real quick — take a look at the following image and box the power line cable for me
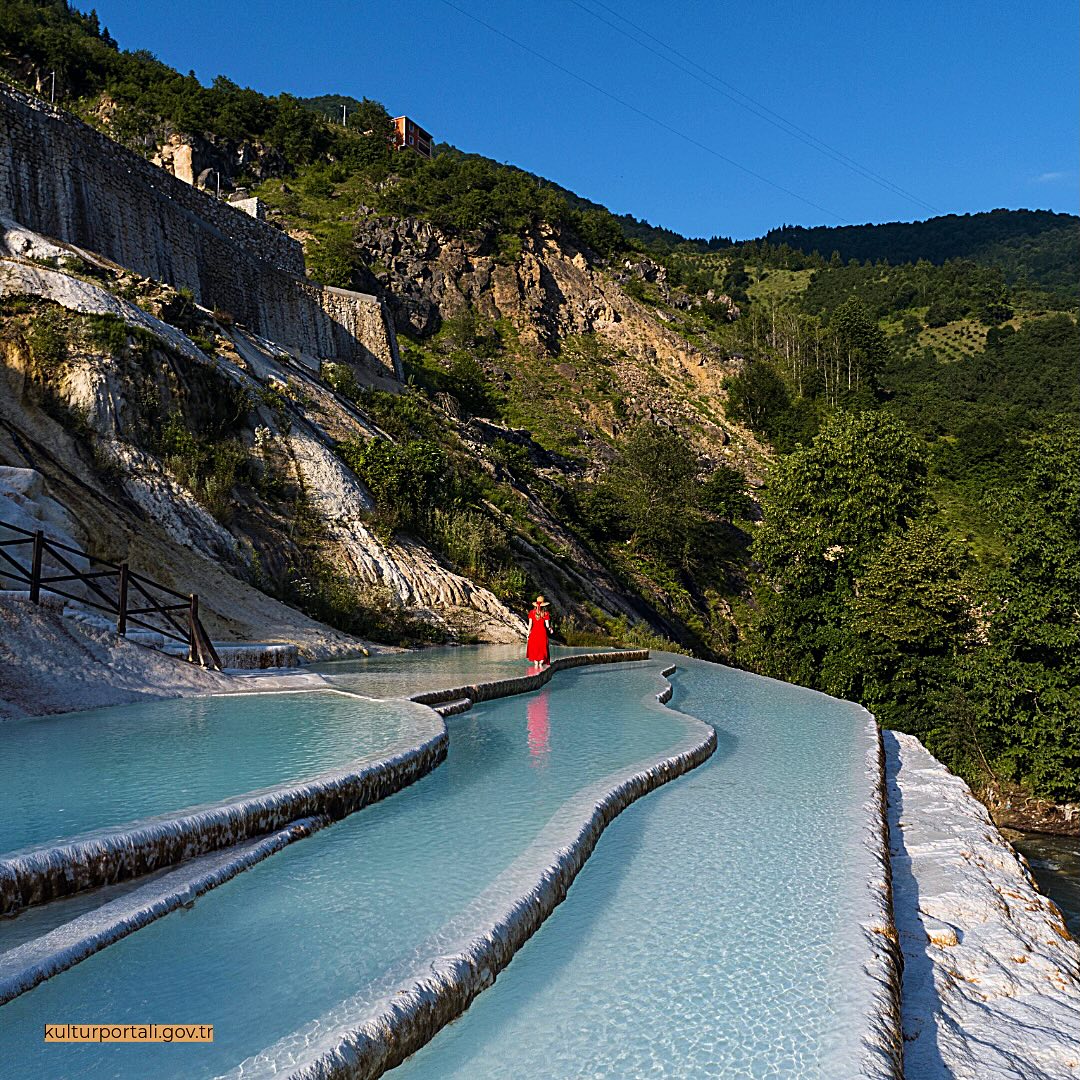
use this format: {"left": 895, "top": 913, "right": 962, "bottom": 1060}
{"left": 571, "top": 0, "right": 939, "bottom": 215}
{"left": 435, "top": 0, "right": 849, "bottom": 224}
{"left": 577, "top": 0, "right": 938, "bottom": 212}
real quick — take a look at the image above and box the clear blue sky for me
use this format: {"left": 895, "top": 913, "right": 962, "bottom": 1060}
{"left": 76, "top": 0, "right": 1079, "bottom": 239}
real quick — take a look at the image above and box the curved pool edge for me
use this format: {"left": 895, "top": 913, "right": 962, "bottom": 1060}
{"left": 407, "top": 649, "right": 650, "bottom": 711}
{"left": 0, "top": 651, "right": 647, "bottom": 917}
{"left": 859, "top": 716, "right": 905, "bottom": 1080}
{"left": 0, "top": 816, "right": 328, "bottom": 1006}
{"left": 259, "top": 664, "right": 716, "bottom": 1080}
{"left": 0, "top": 717, "right": 448, "bottom": 918}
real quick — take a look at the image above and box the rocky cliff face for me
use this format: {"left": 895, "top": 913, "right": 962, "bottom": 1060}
{"left": 351, "top": 215, "right": 765, "bottom": 478}
{"left": 358, "top": 216, "right": 694, "bottom": 355}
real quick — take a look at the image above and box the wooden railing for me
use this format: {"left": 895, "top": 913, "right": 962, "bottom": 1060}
{"left": 0, "top": 519, "right": 221, "bottom": 669}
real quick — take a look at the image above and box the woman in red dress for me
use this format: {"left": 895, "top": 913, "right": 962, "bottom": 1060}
{"left": 526, "top": 595, "right": 552, "bottom": 667}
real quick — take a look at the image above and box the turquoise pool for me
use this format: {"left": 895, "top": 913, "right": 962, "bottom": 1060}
{"left": 0, "top": 690, "right": 430, "bottom": 855}
{"left": 392, "top": 657, "right": 884, "bottom": 1079}
{"left": 313, "top": 643, "right": 603, "bottom": 698}
{"left": 0, "top": 657, "right": 694, "bottom": 1078}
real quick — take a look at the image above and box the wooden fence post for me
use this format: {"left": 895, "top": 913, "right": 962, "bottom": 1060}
{"left": 188, "top": 594, "right": 198, "bottom": 663}
{"left": 117, "top": 562, "right": 129, "bottom": 636}
{"left": 29, "top": 530, "right": 44, "bottom": 603}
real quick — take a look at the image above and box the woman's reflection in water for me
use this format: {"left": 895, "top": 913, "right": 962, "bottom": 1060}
{"left": 527, "top": 690, "right": 550, "bottom": 766}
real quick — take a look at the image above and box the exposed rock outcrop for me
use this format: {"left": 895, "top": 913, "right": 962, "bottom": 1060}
{"left": 351, "top": 214, "right": 767, "bottom": 483}
{"left": 0, "top": 224, "right": 525, "bottom": 645}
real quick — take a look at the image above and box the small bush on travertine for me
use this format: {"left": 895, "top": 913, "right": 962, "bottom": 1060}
{"left": 287, "top": 557, "right": 442, "bottom": 645}
{"left": 155, "top": 413, "right": 248, "bottom": 523}
{"left": 322, "top": 361, "right": 361, "bottom": 401}
{"left": 26, "top": 308, "right": 68, "bottom": 365}
{"left": 84, "top": 313, "right": 129, "bottom": 353}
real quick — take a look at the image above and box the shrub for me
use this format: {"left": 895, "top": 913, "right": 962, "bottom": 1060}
{"left": 155, "top": 413, "right": 248, "bottom": 523}
{"left": 26, "top": 307, "right": 68, "bottom": 365}
{"left": 84, "top": 313, "right": 129, "bottom": 353}
{"left": 487, "top": 437, "right": 532, "bottom": 478}
{"left": 698, "top": 465, "right": 751, "bottom": 521}
{"left": 286, "top": 558, "right": 442, "bottom": 645}
{"left": 576, "top": 482, "right": 632, "bottom": 541}
{"left": 357, "top": 387, "right": 439, "bottom": 442}
{"left": 322, "top": 361, "right": 361, "bottom": 401}
{"left": 306, "top": 229, "right": 360, "bottom": 289}
{"left": 338, "top": 436, "right": 448, "bottom": 535}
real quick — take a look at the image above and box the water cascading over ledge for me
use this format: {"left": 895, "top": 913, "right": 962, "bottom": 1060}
{"left": 305, "top": 665, "right": 902, "bottom": 1080}
{"left": 225, "top": 660, "right": 717, "bottom": 1080}
{"left": 0, "top": 651, "right": 649, "bottom": 916}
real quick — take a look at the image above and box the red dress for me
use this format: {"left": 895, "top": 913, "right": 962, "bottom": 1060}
{"left": 526, "top": 608, "right": 551, "bottom": 665}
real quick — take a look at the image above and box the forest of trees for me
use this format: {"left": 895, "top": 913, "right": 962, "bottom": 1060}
{"left": 762, "top": 210, "right": 1078, "bottom": 302}
{"left": 742, "top": 411, "right": 1078, "bottom": 801}
{"left": 704, "top": 233, "right": 1078, "bottom": 802}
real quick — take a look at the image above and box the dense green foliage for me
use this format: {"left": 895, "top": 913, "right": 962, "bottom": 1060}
{"left": 743, "top": 412, "right": 930, "bottom": 686}
{"left": 707, "top": 244, "right": 1078, "bottom": 799}
{"left": 800, "top": 259, "right": 1015, "bottom": 325}
{"left": 1, "top": 0, "right": 335, "bottom": 161}
{"left": 334, "top": 386, "right": 528, "bottom": 603}
{"left": 762, "top": 210, "right": 1079, "bottom": 303}
{"left": 960, "top": 425, "right": 1080, "bottom": 799}
{"left": 742, "top": 413, "right": 1079, "bottom": 800}
{"left": 663, "top": 217, "right": 1077, "bottom": 802}
{"left": 578, "top": 422, "right": 747, "bottom": 564}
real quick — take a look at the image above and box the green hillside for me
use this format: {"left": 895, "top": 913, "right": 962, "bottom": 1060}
{"left": 649, "top": 234, "right": 1078, "bottom": 802}
{"left": 2, "top": 0, "right": 1076, "bottom": 807}
{"left": 759, "top": 210, "right": 1079, "bottom": 304}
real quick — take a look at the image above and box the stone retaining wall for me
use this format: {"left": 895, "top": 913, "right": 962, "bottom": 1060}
{"left": 0, "top": 84, "right": 400, "bottom": 376}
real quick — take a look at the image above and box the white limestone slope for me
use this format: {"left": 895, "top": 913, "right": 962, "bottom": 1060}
{"left": 884, "top": 730, "right": 1080, "bottom": 1080}
{"left": 0, "top": 219, "right": 525, "bottom": 642}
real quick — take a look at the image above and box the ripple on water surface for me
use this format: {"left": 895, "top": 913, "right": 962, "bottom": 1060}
{"left": 0, "top": 690, "right": 429, "bottom": 854}
{"left": 394, "top": 657, "right": 882, "bottom": 1079}
{"left": 0, "top": 658, "right": 692, "bottom": 1079}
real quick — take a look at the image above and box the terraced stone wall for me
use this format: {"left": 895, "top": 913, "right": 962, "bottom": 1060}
{"left": 0, "top": 84, "right": 400, "bottom": 377}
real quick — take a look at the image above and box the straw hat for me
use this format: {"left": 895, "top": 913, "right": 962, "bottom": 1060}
{"left": 534, "top": 595, "right": 549, "bottom": 607}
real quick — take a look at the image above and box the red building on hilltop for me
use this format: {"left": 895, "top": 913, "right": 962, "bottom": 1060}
{"left": 392, "top": 116, "right": 433, "bottom": 158}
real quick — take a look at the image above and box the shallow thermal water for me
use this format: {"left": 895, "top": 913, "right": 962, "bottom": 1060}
{"left": 0, "top": 657, "right": 693, "bottom": 1079}
{"left": 1005, "top": 830, "right": 1080, "bottom": 940}
{"left": 313, "top": 643, "right": 602, "bottom": 698}
{"left": 393, "top": 657, "right": 880, "bottom": 1080}
{"left": 0, "top": 690, "right": 429, "bottom": 855}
